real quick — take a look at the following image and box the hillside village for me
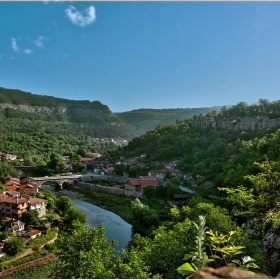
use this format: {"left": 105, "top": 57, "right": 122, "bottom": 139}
{"left": 0, "top": 147, "right": 195, "bottom": 259}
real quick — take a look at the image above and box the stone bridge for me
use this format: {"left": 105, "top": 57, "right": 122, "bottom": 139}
{"left": 29, "top": 175, "right": 82, "bottom": 190}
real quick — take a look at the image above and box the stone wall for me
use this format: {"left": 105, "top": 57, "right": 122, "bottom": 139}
{"left": 78, "top": 182, "right": 143, "bottom": 198}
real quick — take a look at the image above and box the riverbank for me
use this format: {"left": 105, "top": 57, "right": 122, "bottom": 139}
{"left": 58, "top": 186, "right": 135, "bottom": 225}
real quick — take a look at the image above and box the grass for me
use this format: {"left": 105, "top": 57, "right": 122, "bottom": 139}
{"left": 0, "top": 249, "right": 50, "bottom": 271}
{"left": 65, "top": 186, "right": 135, "bottom": 223}
{"left": 26, "top": 227, "right": 57, "bottom": 249}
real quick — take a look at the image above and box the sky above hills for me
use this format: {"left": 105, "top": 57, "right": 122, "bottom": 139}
{"left": 1, "top": 1, "right": 280, "bottom": 112}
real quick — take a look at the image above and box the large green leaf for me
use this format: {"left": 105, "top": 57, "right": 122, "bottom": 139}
{"left": 177, "top": 263, "right": 197, "bottom": 276}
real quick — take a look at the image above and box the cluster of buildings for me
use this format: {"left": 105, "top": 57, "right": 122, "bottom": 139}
{"left": 0, "top": 177, "right": 47, "bottom": 254}
{"left": 0, "top": 151, "right": 18, "bottom": 162}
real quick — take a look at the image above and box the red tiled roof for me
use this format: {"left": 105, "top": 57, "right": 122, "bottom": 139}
{"left": 29, "top": 197, "right": 47, "bottom": 204}
{"left": 25, "top": 229, "right": 41, "bottom": 237}
{"left": 129, "top": 180, "right": 141, "bottom": 186}
{"left": 4, "top": 186, "right": 19, "bottom": 192}
{"left": 172, "top": 169, "right": 183, "bottom": 173}
{"left": 0, "top": 194, "right": 9, "bottom": 199}
{"left": 140, "top": 180, "right": 159, "bottom": 187}
{"left": 0, "top": 196, "right": 28, "bottom": 204}
{"left": 129, "top": 180, "right": 159, "bottom": 187}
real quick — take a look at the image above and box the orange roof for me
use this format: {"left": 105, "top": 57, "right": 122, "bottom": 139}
{"left": 172, "top": 169, "right": 183, "bottom": 173}
{"left": 0, "top": 196, "right": 28, "bottom": 204}
{"left": 140, "top": 180, "right": 159, "bottom": 187}
{"left": 29, "top": 197, "right": 47, "bottom": 204}
{"left": 25, "top": 229, "right": 41, "bottom": 237}
{"left": 129, "top": 180, "right": 141, "bottom": 186}
{"left": 21, "top": 183, "right": 36, "bottom": 189}
{"left": 129, "top": 180, "right": 159, "bottom": 187}
{"left": 4, "top": 186, "right": 19, "bottom": 192}
{"left": 0, "top": 194, "right": 9, "bottom": 199}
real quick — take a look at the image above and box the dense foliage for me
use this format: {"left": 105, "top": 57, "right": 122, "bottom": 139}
{"left": 3, "top": 90, "right": 280, "bottom": 278}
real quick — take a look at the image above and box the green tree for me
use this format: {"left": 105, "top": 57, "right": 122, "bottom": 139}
{"left": 21, "top": 209, "right": 40, "bottom": 226}
{"left": 56, "top": 196, "right": 73, "bottom": 215}
{"left": 52, "top": 225, "right": 120, "bottom": 278}
{"left": 143, "top": 185, "right": 156, "bottom": 198}
{"left": 4, "top": 237, "right": 24, "bottom": 256}
{"left": 64, "top": 208, "right": 87, "bottom": 229}
{"left": 218, "top": 186, "right": 256, "bottom": 219}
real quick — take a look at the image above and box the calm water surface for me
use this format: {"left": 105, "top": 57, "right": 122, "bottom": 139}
{"left": 42, "top": 185, "right": 132, "bottom": 252}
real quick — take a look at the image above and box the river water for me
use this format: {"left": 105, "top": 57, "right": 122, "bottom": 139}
{"left": 42, "top": 185, "right": 132, "bottom": 253}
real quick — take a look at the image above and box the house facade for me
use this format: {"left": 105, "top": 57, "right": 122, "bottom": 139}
{"left": 28, "top": 198, "right": 47, "bottom": 217}
{"left": 6, "top": 219, "right": 25, "bottom": 234}
{"left": 0, "top": 196, "right": 29, "bottom": 218}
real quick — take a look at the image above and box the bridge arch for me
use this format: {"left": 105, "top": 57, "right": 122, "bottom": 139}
{"left": 28, "top": 175, "right": 82, "bottom": 191}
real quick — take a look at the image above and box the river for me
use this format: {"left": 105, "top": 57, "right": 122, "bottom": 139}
{"left": 42, "top": 185, "right": 132, "bottom": 253}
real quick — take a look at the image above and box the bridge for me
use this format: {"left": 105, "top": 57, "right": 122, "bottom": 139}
{"left": 29, "top": 175, "right": 82, "bottom": 190}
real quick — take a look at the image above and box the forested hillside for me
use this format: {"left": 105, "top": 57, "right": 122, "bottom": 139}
{"left": 0, "top": 87, "right": 224, "bottom": 139}
{"left": 0, "top": 87, "right": 142, "bottom": 142}
{"left": 123, "top": 99, "right": 280, "bottom": 190}
{"left": 116, "top": 107, "right": 224, "bottom": 131}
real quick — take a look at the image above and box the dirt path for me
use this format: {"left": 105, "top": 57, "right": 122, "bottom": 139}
{"left": 3, "top": 227, "right": 59, "bottom": 263}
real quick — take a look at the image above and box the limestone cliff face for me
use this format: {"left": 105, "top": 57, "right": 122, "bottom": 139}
{"left": 0, "top": 104, "right": 112, "bottom": 115}
{"left": 263, "top": 229, "right": 280, "bottom": 276}
{"left": 0, "top": 104, "right": 67, "bottom": 113}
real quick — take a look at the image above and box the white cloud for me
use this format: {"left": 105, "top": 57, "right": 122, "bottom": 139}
{"left": 11, "top": 38, "right": 19, "bottom": 52}
{"left": 65, "top": 5, "right": 96, "bottom": 27}
{"left": 34, "top": 36, "right": 45, "bottom": 47}
{"left": 24, "top": 49, "right": 33, "bottom": 54}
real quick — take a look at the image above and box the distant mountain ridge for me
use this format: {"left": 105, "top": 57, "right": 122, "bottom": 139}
{"left": 0, "top": 86, "right": 224, "bottom": 138}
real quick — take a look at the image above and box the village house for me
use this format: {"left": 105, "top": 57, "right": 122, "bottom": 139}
{"left": 5, "top": 154, "right": 17, "bottom": 161}
{"left": 28, "top": 197, "right": 47, "bottom": 217}
{"left": 21, "top": 182, "right": 39, "bottom": 195}
{"left": 149, "top": 169, "right": 169, "bottom": 180}
{"left": 3, "top": 178, "right": 21, "bottom": 191}
{"left": 126, "top": 177, "right": 159, "bottom": 193}
{"left": 0, "top": 196, "right": 29, "bottom": 218}
{"left": 61, "top": 156, "right": 72, "bottom": 171}
{"left": 25, "top": 229, "right": 42, "bottom": 240}
{"left": 61, "top": 156, "right": 70, "bottom": 163}
{"left": 0, "top": 191, "right": 20, "bottom": 200}
{"left": 170, "top": 169, "right": 184, "bottom": 178}
{"left": 0, "top": 195, "right": 47, "bottom": 219}
{"left": 5, "top": 219, "right": 25, "bottom": 234}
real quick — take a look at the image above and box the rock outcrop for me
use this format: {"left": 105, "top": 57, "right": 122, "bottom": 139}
{"left": 189, "top": 266, "right": 271, "bottom": 279}
{"left": 263, "top": 229, "right": 280, "bottom": 277}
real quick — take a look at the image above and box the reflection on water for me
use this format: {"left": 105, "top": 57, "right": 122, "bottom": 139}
{"left": 42, "top": 185, "right": 132, "bottom": 252}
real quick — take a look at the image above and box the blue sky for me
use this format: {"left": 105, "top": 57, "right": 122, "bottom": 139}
{"left": 1, "top": 1, "right": 280, "bottom": 112}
